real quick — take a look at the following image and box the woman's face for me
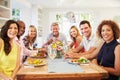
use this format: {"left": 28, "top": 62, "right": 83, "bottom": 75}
{"left": 70, "top": 28, "right": 78, "bottom": 38}
{"left": 28, "top": 27, "right": 37, "bottom": 38}
{"left": 101, "top": 25, "right": 114, "bottom": 43}
{"left": 7, "top": 23, "right": 18, "bottom": 39}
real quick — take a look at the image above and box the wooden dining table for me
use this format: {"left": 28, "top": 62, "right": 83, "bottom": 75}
{"left": 16, "top": 57, "right": 108, "bottom": 80}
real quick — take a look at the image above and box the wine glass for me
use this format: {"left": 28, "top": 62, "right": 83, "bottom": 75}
{"left": 47, "top": 45, "right": 57, "bottom": 60}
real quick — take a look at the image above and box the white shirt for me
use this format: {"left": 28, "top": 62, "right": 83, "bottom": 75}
{"left": 80, "top": 33, "right": 98, "bottom": 51}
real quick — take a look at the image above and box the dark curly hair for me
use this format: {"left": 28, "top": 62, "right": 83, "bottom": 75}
{"left": 0, "top": 20, "right": 20, "bottom": 55}
{"left": 97, "top": 20, "right": 120, "bottom": 39}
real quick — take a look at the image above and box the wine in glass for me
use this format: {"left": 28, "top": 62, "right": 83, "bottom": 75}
{"left": 47, "top": 46, "right": 56, "bottom": 60}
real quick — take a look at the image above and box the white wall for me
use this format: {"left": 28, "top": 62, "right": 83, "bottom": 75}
{"left": 42, "top": 7, "right": 120, "bottom": 38}
{"left": 11, "top": 0, "right": 32, "bottom": 37}
{"left": 11, "top": 0, "right": 120, "bottom": 44}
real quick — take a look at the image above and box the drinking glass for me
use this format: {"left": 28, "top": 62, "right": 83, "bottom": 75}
{"left": 47, "top": 45, "right": 57, "bottom": 60}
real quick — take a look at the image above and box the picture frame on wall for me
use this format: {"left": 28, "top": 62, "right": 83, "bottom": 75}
{"left": 12, "top": 8, "right": 20, "bottom": 21}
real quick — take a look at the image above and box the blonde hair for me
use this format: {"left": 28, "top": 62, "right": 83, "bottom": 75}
{"left": 69, "top": 26, "right": 80, "bottom": 41}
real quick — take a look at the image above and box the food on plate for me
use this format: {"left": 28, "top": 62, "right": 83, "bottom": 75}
{"left": 27, "top": 58, "right": 44, "bottom": 66}
{"left": 37, "top": 51, "right": 46, "bottom": 58}
{"left": 30, "top": 51, "right": 47, "bottom": 58}
{"left": 78, "top": 57, "right": 89, "bottom": 64}
{"left": 70, "top": 59, "right": 78, "bottom": 63}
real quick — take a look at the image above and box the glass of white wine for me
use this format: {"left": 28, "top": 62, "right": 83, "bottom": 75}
{"left": 47, "top": 45, "right": 57, "bottom": 60}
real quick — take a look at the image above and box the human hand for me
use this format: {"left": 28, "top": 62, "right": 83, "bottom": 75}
{"left": 8, "top": 77, "right": 13, "bottom": 80}
{"left": 64, "top": 53, "right": 80, "bottom": 59}
{"left": 1, "top": 77, "right": 12, "bottom": 80}
{"left": 64, "top": 53, "right": 71, "bottom": 59}
{"left": 47, "top": 39, "right": 53, "bottom": 44}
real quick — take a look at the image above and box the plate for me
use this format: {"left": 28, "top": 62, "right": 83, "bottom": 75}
{"left": 24, "top": 59, "right": 46, "bottom": 67}
{"left": 67, "top": 59, "right": 90, "bottom": 65}
{"left": 67, "top": 59, "right": 79, "bottom": 64}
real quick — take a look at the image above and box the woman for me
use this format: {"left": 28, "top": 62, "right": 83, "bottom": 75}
{"left": 23, "top": 25, "right": 37, "bottom": 50}
{"left": 69, "top": 26, "right": 82, "bottom": 49}
{"left": 96, "top": 20, "right": 120, "bottom": 80}
{"left": 0, "top": 20, "right": 20, "bottom": 80}
{"left": 83, "top": 20, "right": 120, "bottom": 80}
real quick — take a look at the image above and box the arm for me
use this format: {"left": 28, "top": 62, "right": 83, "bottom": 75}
{"left": 103, "top": 45, "right": 120, "bottom": 76}
{"left": 0, "top": 73, "right": 10, "bottom": 80}
{"left": 64, "top": 45, "right": 83, "bottom": 59}
{"left": 67, "top": 40, "right": 104, "bottom": 59}
{"left": 69, "top": 42, "right": 74, "bottom": 49}
{"left": 81, "top": 40, "right": 104, "bottom": 59}
{"left": 76, "top": 36, "right": 82, "bottom": 45}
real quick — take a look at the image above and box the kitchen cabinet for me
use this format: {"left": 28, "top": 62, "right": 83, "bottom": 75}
{"left": 0, "top": 0, "right": 11, "bottom": 28}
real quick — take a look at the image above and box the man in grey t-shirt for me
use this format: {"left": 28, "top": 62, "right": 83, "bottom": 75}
{"left": 42, "top": 22, "right": 67, "bottom": 47}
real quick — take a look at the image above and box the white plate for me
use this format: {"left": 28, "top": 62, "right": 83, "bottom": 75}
{"left": 67, "top": 60, "right": 78, "bottom": 64}
{"left": 67, "top": 59, "right": 90, "bottom": 65}
{"left": 79, "top": 60, "right": 90, "bottom": 65}
{"left": 24, "top": 61, "right": 46, "bottom": 67}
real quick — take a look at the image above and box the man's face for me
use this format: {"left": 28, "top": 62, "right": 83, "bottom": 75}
{"left": 18, "top": 22, "right": 25, "bottom": 36}
{"left": 80, "top": 23, "right": 91, "bottom": 39}
{"left": 51, "top": 25, "right": 59, "bottom": 36}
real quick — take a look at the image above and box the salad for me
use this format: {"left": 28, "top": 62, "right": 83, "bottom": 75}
{"left": 78, "top": 57, "right": 89, "bottom": 64}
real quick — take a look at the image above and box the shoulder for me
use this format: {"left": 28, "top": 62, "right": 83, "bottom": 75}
{"left": 115, "top": 44, "right": 120, "bottom": 51}
{"left": 114, "top": 44, "right": 120, "bottom": 54}
{"left": 76, "top": 36, "right": 82, "bottom": 40}
{"left": 59, "top": 33, "right": 66, "bottom": 38}
{"left": 76, "top": 36, "right": 82, "bottom": 42}
{"left": 0, "top": 38, "right": 3, "bottom": 46}
{"left": 47, "top": 33, "right": 53, "bottom": 39}
{"left": 0, "top": 38, "right": 3, "bottom": 50}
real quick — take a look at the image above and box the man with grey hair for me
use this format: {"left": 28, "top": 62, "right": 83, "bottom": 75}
{"left": 43, "top": 22, "right": 67, "bottom": 47}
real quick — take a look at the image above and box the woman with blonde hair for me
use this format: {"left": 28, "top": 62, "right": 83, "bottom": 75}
{"left": 23, "top": 25, "right": 37, "bottom": 50}
{"left": 69, "top": 26, "right": 82, "bottom": 49}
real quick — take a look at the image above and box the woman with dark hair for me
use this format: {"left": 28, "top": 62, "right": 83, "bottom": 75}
{"left": 96, "top": 20, "right": 120, "bottom": 80}
{"left": 0, "top": 20, "right": 20, "bottom": 80}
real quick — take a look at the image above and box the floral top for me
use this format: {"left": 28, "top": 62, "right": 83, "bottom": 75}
{"left": 23, "top": 36, "right": 37, "bottom": 50}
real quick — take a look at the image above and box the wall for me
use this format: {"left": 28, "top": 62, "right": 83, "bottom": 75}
{"left": 42, "top": 7, "right": 120, "bottom": 39}
{"left": 11, "top": 0, "right": 120, "bottom": 44}
{"left": 11, "top": 0, "right": 32, "bottom": 37}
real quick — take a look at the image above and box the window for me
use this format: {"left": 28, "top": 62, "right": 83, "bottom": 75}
{"left": 50, "top": 11, "right": 94, "bottom": 41}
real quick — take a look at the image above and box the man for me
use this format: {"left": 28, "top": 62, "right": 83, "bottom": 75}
{"left": 65, "top": 20, "right": 102, "bottom": 58}
{"left": 15, "top": 20, "right": 38, "bottom": 64}
{"left": 43, "top": 22, "right": 67, "bottom": 47}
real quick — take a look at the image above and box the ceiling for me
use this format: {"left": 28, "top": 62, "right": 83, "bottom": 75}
{"left": 25, "top": 0, "right": 120, "bottom": 9}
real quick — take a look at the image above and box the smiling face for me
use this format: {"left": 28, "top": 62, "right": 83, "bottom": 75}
{"left": 70, "top": 28, "right": 78, "bottom": 38}
{"left": 80, "top": 23, "right": 92, "bottom": 39}
{"left": 51, "top": 25, "right": 59, "bottom": 37}
{"left": 7, "top": 23, "right": 18, "bottom": 40}
{"left": 28, "top": 27, "right": 37, "bottom": 38}
{"left": 17, "top": 21, "right": 25, "bottom": 36}
{"left": 101, "top": 25, "right": 114, "bottom": 43}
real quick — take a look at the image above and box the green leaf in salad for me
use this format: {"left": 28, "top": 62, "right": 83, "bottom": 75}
{"left": 78, "top": 57, "right": 88, "bottom": 64}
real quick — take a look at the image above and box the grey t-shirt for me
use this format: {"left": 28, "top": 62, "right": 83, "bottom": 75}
{"left": 46, "top": 32, "right": 67, "bottom": 45}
